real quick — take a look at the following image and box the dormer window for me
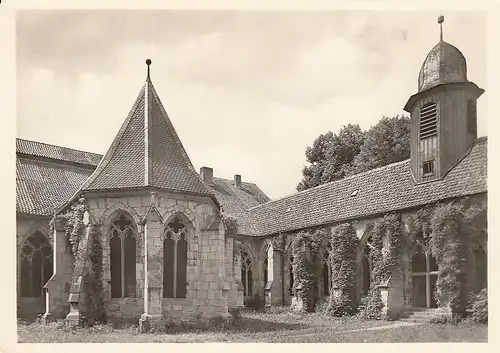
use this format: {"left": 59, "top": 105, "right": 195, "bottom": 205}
{"left": 422, "top": 160, "right": 435, "bottom": 176}
{"left": 420, "top": 103, "right": 437, "bottom": 139}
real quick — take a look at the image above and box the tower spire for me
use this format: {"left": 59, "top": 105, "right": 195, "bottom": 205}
{"left": 146, "top": 58, "right": 152, "bottom": 80}
{"left": 438, "top": 15, "right": 444, "bottom": 41}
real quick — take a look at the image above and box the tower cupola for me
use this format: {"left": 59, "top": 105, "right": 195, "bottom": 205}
{"left": 404, "top": 16, "right": 484, "bottom": 183}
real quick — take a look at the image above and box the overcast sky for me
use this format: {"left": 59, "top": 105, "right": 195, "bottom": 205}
{"left": 16, "top": 10, "right": 487, "bottom": 199}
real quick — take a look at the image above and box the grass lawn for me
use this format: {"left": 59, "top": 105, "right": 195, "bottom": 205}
{"left": 18, "top": 308, "right": 487, "bottom": 343}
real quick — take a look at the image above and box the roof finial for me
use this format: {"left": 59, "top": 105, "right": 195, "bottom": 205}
{"left": 146, "top": 59, "right": 152, "bottom": 80}
{"left": 438, "top": 15, "right": 444, "bottom": 41}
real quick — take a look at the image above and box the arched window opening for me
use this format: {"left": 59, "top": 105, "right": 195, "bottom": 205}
{"left": 264, "top": 252, "right": 268, "bottom": 284}
{"left": 110, "top": 213, "right": 137, "bottom": 298}
{"left": 163, "top": 217, "right": 188, "bottom": 299}
{"left": 20, "top": 231, "right": 53, "bottom": 297}
{"left": 475, "top": 246, "right": 487, "bottom": 292}
{"left": 361, "top": 236, "right": 373, "bottom": 296}
{"left": 289, "top": 255, "right": 294, "bottom": 295}
{"left": 411, "top": 242, "right": 438, "bottom": 308}
{"left": 241, "top": 247, "right": 252, "bottom": 297}
{"left": 322, "top": 251, "right": 331, "bottom": 296}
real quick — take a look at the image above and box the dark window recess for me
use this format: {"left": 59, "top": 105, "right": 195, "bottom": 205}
{"left": 467, "top": 99, "right": 477, "bottom": 136}
{"left": 420, "top": 103, "right": 437, "bottom": 139}
{"left": 422, "top": 160, "right": 435, "bottom": 175}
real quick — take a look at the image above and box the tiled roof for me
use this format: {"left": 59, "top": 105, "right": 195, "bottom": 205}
{"left": 205, "top": 177, "right": 271, "bottom": 233}
{"left": 16, "top": 157, "right": 94, "bottom": 216}
{"left": 80, "top": 78, "right": 211, "bottom": 196}
{"left": 16, "top": 138, "right": 102, "bottom": 167}
{"left": 240, "top": 137, "right": 487, "bottom": 237}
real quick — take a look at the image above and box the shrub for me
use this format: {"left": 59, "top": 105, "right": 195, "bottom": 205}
{"left": 467, "top": 289, "right": 488, "bottom": 324}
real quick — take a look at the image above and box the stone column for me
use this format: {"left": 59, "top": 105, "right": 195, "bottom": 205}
{"left": 42, "top": 217, "right": 74, "bottom": 324}
{"left": 270, "top": 250, "right": 284, "bottom": 305}
{"left": 265, "top": 245, "right": 274, "bottom": 307}
{"left": 139, "top": 208, "right": 164, "bottom": 332}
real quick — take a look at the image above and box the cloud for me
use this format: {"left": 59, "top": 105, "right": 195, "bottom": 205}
{"left": 17, "top": 10, "right": 487, "bottom": 199}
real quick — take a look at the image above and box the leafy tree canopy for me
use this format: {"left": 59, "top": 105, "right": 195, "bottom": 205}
{"left": 297, "top": 115, "right": 410, "bottom": 191}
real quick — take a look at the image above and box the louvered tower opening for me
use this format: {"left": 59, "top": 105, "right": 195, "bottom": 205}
{"left": 420, "top": 103, "right": 437, "bottom": 139}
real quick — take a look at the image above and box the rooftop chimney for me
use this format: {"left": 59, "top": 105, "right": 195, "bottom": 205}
{"left": 200, "top": 166, "right": 213, "bottom": 184}
{"left": 234, "top": 174, "right": 241, "bottom": 187}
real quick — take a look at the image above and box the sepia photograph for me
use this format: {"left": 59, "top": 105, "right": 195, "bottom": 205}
{"left": 11, "top": 5, "right": 489, "bottom": 344}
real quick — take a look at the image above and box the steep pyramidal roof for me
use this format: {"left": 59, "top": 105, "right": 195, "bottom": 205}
{"left": 80, "top": 62, "right": 211, "bottom": 196}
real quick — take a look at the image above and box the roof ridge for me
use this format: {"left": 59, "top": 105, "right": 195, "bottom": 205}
{"left": 16, "top": 138, "right": 103, "bottom": 159}
{"left": 248, "top": 159, "right": 410, "bottom": 211}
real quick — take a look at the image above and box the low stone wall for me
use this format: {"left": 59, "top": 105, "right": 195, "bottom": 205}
{"left": 105, "top": 298, "right": 143, "bottom": 321}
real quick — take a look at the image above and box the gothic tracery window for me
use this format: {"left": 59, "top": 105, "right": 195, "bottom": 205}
{"left": 110, "top": 213, "right": 137, "bottom": 298}
{"left": 241, "top": 247, "right": 253, "bottom": 297}
{"left": 163, "top": 217, "right": 188, "bottom": 299}
{"left": 20, "top": 231, "right": 53, "bottom": 297}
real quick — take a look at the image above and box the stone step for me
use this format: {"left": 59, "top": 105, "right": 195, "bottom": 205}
{"left": 400, "top": 317, "right": 433, "bottom": 323}
{"left": 410, "top": 311, "right": 444, "bottom": 317}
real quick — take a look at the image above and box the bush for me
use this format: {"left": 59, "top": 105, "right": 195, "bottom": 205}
{"left": 467, "top": 289, "right": 488, "bottom": 324}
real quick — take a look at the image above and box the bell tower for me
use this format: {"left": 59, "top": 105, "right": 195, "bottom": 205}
{"left": 404, "top": 16, "right": 484, "bottom": 183}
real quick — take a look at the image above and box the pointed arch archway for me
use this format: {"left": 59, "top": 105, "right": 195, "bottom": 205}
{"left": 107, "top": 210, "right": 138, "bottom": 298}
{"left": 411, "top": 241, "right": 438, "bottom": 308}
{"left": 240, "top": 244, "right": 254, "bottom": 299}
{"left": 162, "top": 213, "right": 191, "bottom": 299}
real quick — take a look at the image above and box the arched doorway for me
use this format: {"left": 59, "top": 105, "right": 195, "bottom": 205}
{"left": 411, "top": 242, "right": 438, "bottom": 308}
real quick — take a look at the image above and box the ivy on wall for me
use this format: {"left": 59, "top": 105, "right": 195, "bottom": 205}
{"left": 327, "top": 223, "right": 358, "bottom": 316}
{"left": 50, "top": 196, "right": 87, "bottom": 259}
{"left": 364, "top": 213, "right": 402, "bottom": 319}
{"left": 223, "top": 216, "right": 239, "bottom": 236}
{"left": 291, "top": 232, "right": 318, "bottom": 312}
{"left": 428, "top": 199, "right": 487, "bottom": 316}
{"left": 82, "top": 223, "right": 106, "bottom": 324}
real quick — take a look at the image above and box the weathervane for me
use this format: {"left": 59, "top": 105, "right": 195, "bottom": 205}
{"left": 438, "top": 15, "right": 444, "bottom": 41}
{"left": 146, "top": 58, "right": 152, "bottom": 79}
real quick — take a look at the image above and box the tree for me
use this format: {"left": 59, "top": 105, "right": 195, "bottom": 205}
{"left": 296, "top": 116, "right": 410, "bottom": 191}
{"left": 352, "top": 115, "right": 410, "bottom": 174}
{"left": 297, "top": 124, "right": 364, "bottom": 191}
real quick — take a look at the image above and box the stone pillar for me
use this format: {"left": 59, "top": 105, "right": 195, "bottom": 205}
{"left": 64, "top": 223, "right": 94, "bottom": 328}
{"left": 233, "top": 251, "right": 244, "bottom": 308}
{"left": 265, "top": 245, "right": 274, "bottom": 307}
{"left": 270, "top": 250, "right": 283, "bottom": 305}
{"left": 139, "top": 207, "right": 164, "bottom": 332}
{"left": 378, "top": 278, "right": 404, "bottom": 320}
{"left": 43, "top": 218, "right": 74, "bottom": 323}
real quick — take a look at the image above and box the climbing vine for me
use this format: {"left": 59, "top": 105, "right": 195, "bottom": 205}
{"left": 55, "top": 196, "right": 87, "bottom": 258}
{"left": 223, "top": 216, "right": 239, "bottom": 236}
{"left": 429, "top": 200, "right": 470, "bottom": 316}
{"left": 327, "top": 223, "right": 358, "bottom": 316}
{"left": 271, "top": 233, "right": 287, "bottom": 254}
{"left": 364, "top": 213, "right": 403, "bottom": 319}
{"left": 291, "top": 232, "right": 318, "bottom": 312}
{"left": 82, "top": 223, "right": 106, "bottom": 324}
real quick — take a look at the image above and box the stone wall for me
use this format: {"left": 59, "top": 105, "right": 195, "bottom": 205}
{"left": 79, "top": 189, "right": 234, "bottom": 327}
